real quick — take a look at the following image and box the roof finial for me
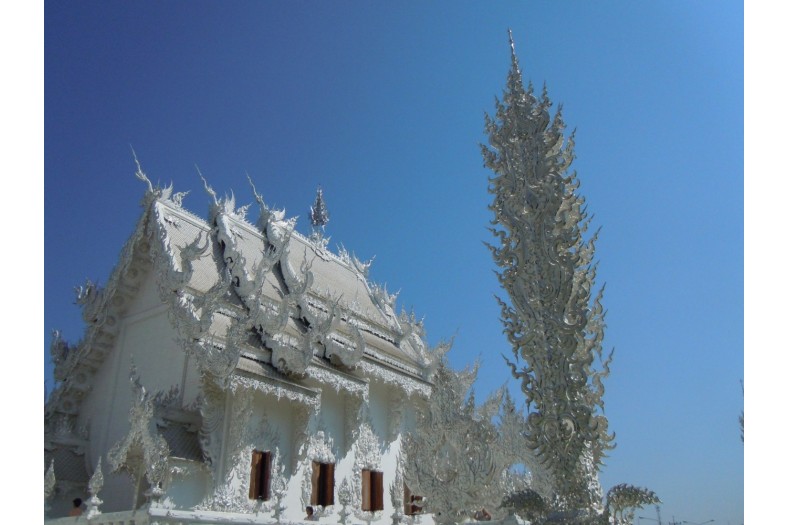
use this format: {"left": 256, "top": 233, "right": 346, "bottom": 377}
{"left": 130, "top": 145, "right": 153, "bottom": 193}
{"left": 310, "top": 186, "right": 329, "bottom": 230}
{"left": 507, "top": 28, "right": 521, "bottom": 75}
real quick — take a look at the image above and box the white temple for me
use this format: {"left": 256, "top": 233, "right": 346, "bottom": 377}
{"left": 44, "top": 168, "right": 449, "bottom": 524}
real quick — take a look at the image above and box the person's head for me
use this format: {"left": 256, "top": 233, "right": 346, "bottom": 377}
{"left": 73, "top": 498, "right": 82, "bottom": 508}
{"left": 306, "top": 506, "right": 314, "bottom": 516}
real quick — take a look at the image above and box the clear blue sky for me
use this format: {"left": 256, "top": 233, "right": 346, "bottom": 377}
{"left": 43, "top": 2, "right": 742, "bottom": 523}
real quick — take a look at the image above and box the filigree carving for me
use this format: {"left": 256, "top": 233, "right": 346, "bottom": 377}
{"left": 153, "top": 385, "right": 183, "bottom": 410}
{"left": 176, "top": 233, "right": 211, "bottom": 286}
{"left": 197, "top": 389, "right": 255, "bottom": 513}
{"left": 75, "top": 279, "right": 106, "bottom": 325}
{"left": 305, "top": 429, "right": 337, "bottom": 465}
{"left": 483, "top": 32, "right": 616, "bottom": 513}
{"left": 390, "top": 458, "right": 406, "bottom": 525}
{"left": 306, "top": 366, "right": 368, "bottom": 399}
{"left": 326, "top": 322, "right": 366, "bottom": 369}
{"left": 198, "top": 378, "right": 224, "bottom": 468}
{"left": 228, "top": 374, "right": 320, "bottom": 410}
{"left": 337, "top": 244, "right": 374, "bottom": 280}
{"left": 338, "top": 477, "right": 354, "bottom": 525}
{"left": 388, "top": 389, "right": 406, "bottom": 441}
{"left": 369, "top": 283, "right": 398, "bottom": 320}
{"left": 44, "top": 459, "right": 55, "bottom": 516}
{"left": 50, "top": 330, "right": 75, "bottom": 382}
{"left": 248, "top": 175, "right": 288, "bottom": 232}
{"left": 358, "top": 361, "right": 431, "bottom": 399}
{"left": 291, "top": 405, "right": 313, "bottom": 469}
{"left": 345, "top": 394, "right": 366, "bottom": 446}
{"left": 266, "top": 330, "right": 314, "bottom": 377}
{"left": 107, "top": 368, "right": 170, "bottom": 502}
{"left": 269, "top": 448, "right": 288, "bottom": 520}
{"left": 349, "top": 415, "right": 384, "bottom": 522}
{"left": 85, "top": 457, "right": 104, "bottom": 519}
{"left": 299, "top": 428, "right": 338, "bottom": 516}
{"left": 403, "top": 361, "right": 507, "bottom": 523}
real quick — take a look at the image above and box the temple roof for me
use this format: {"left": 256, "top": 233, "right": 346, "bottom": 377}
{"left": 47, "top": 176, "right": 449, "bottom": 429}
{"left": 152, "top": 195, "right": 429, "bottom": 369}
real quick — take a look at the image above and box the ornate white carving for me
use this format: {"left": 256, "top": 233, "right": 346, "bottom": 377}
{"left": 483, "top": 31, "right": 616, "bottom": 515}
{"left": 44, "top": 459, "right": 55, "bottom": 516}
{"left": 197, "top": 395, "right": 288, "bottom": 517}
{"left": 345, "top": 394, "right": 365, "bottom": 447}
{"left": 388, "top": 389, "right": 406, "bottom": 441}
{"left": 167, "top": 458, "right": 210, "bottom": 483}
{"left": 197, "top": 389, "right": 254, "bottom": 513}
{"left": 299, "top": 428, "right": 337, "bottom": 516}
{"left": 337, "top": 244, "right": 374, "bottom": 280}
{"left": 348, "top": 415, "right": 384, "bottom": 523}
{"left": 390, "top": 458, "right": 406, "bottom": 525}
{"left": 75, "top": 278, "right": 106, "bottom": 325}
{"left": 198, "top": 379, "right": 224, "bottom": 468}
{"left": 85, "top": 457, "right": 104, "bottom": 519}
{"left": 291, "top": 405, "right": 313, "bottom": 470}
{"left": 305, "top": 429, "right": 337, "bottom": 465}
{"left": 306, "top": 366, "right": 368, "bottom": 399}
{"left": 337, "top": 477, "right": 354, "bottom": 525}
{"left": 269, "top": 448, "right": 288, "bottom": 521}
{"left": 49, "top": 330, "right": 72, "bottom": 382}
{"left": 369, "top": 282, "right": 398, "bottom": 320}
{"left": 327, "top": 323, "right": 367, "bottom": 368}
{"left": 265, "top": 330, "right": 314, "bottom": 377}
{"left": 107, "top": 368, "right": 170, "bottom": 501}
{"left": 358, "top": 361, "right": 431, "bottom": 399}
{"left": 403, "top": 361, "right": 507, "bottom": 523}
{"left": 228, "top": 374, "right": 320, "bottom": 410}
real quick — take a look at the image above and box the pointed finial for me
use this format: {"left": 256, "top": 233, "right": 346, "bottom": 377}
{"left": 310, "top": 186, "right": 330, "bottom": 230}
{"left": 507, "top": 29, "right": 521, "bottom": 76}
{"left": 247, "top": 173, "right": 265, "bottom": 205}
{"left": 131, "top": 145, "right": 153, "bottom": 193}
{"left": 196, "top": 165, "right": 218, "bottom": 206}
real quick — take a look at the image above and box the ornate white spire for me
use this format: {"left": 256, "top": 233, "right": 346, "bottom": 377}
{"left": 310, "top": 187, "right": 330, "bottom": 230}
{"left": 483, "top": 31, "right": 614, "bottom": 515}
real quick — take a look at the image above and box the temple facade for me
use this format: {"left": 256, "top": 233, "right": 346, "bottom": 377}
{"left": 44, "top": 168, "right": 447, "bottom": 524}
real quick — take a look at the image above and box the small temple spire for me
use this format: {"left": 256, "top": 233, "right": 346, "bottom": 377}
{"left": 310, "top": 187, "right": 330, "bottom": 231}
{"left": 507, "top": 28, "right": 522, "bottom": 76}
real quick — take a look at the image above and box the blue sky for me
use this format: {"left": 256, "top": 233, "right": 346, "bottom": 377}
{"left": 43, "top": 2, "right": 742, "bottom": 523}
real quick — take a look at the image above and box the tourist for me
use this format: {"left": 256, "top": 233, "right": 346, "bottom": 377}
{"left": 305, "top": 505, "right": 318, "bottom": 521}
{"left": 474, "top": 507, "right": 491, "bottom": 521}
{"left": 69, "top": 498, "right": 83, "bottom": 517}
